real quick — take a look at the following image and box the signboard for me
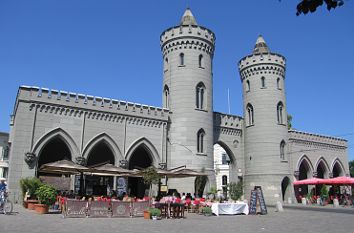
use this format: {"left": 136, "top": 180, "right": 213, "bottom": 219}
{"left": 111, "top": 201, "right": 131, "bottom": 217}
{"left": 40, "top": 176, "right": 70, "bottom": 191}
{"left": 255, "top": 186, "right": 267, "bottom": 215}
{"left": 117, "top": 177, "right": 127, "bottom": 196}
{"left": 249, "top": 186, "right": 267, "bottom": 215}
{"left": 63, "top": 199, "right": 88, "bottom": 218}
{"left": 249, "top": 190, "right": 257, "bottom": 215}
{"left": 160, "top": 185, "right": 168, "bottom": 192}
{"left": 87, "top": 201, "right": 111, "bottom": 218}
{"left": 131, "top": 201, "right": 150, "bottom": 217}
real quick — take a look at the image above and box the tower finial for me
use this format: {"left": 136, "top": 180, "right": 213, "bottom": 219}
{"left": 253, "top": 35, "right": 270, "bottom": 54}
{"left": 180, "top": 8, "right": 198, "bottom": 26}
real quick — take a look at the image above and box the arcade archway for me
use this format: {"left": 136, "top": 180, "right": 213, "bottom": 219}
{"left": 332, "top": 160, "right": 345, "bottom": 177}
{"left": 128, "top": 145, "right": 153, "bottom": 198}
{"left": 281, "top": 176, "right": 291, "bottom": 202}
{"left": 37, "top": 137, "right": 72, "bottom": 177}
{"left": 297, "top": 156, "right": 313, "bottom": 197}
{"left": 86, "top": 141, "right": 115, "bottom": 195}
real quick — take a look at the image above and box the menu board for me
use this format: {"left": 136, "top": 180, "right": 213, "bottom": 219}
{"left": 64, "top": 200, "right": 87, "bottom": 218}
{"left": 249, "top": 186, "right": 267, "bottom": 215}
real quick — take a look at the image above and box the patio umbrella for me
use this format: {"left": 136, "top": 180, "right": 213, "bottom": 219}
{"left": 89, "top": 163, "right": 138, "bottom": 177}
{"left": 39, "top": 159, "right": 92, "bottom": 196}
{"left": 168, "top": 167, "right": 208, "bottom": 178}
{"left": 293, "top": 177, "right": 326, "bottom": 185}
{"left": 39, "top": 159, "right": 92, "bottom": 174}
{"left": 323, "top": 176, "right": 354, "bottom": 185}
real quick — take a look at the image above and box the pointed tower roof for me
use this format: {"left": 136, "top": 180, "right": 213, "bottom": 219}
{"left": 253, "top": 35, "right": 270, "bottom": 54}
{"left": 180, "top": 8, "right": 198, "bottom": 26}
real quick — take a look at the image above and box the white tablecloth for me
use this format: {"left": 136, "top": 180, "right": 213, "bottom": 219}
{"left": 211, "top": 202, "right": 249, "bottom": 216}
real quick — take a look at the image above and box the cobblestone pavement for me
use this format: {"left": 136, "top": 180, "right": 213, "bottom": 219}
{"left": 1, "top": 205, "right": 353, "bottom": 233}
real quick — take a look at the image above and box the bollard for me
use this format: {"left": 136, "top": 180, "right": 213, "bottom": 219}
{"left": 287, "top": 197, "right": 292, "bottom": 204}
{"left": 333, "top": 198, "right": 339, "bottom": 208}
{"left": 275, "top": 201, "right": 284, "bottom": 212}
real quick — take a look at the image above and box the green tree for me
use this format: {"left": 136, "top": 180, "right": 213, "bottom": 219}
{"left": 228, "top": 181, "right": 243, "bottom": 201}
{"left": 287, "top": 114, "right": 293, "bottom": 130}
{"left": 349, "top": 160, "right": 354, "bottom": 177}
{"left": 195, "top": 168, "right": 208, "bottom": 197}
{"left": 295, "top": 0, "right": 344, "bottom": 16}
{"left": 142, "top": 166, "right": 160, "bottom": 197}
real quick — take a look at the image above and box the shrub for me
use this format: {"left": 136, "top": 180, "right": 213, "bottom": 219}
{"left": 201, "top": 206, "right": 212, "bottom": 215}
{"left": 35, "top": 184, "right": 57, "bottom": 206}
{"left": 228, "top": 181, "right": 243, "bottom": 201}
{"left": 320, "top": 185, "right": 328, "bottom": 198}
{"left": 149, "top": 208, "right": 161, "bottom": 217}
{"left": 19, "top": 177, "right": 42, "bottom": 199}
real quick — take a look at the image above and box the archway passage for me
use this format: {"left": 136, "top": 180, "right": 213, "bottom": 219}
{"left": 315, "top": 160, "right": 329, "bottom": 196}
{"left": 37, "top": 137, "right": 72, "bottom": 190}
{"left": 213, "top": 143, "right": 237, "bottom": 199}
{"left": 37, "top": 137, "right": 72, "bottom": 177}
{"left": 297, "top": 159, "right": 312, "bottom": 200}
{"left": 281, "top": 176, "right": 291, "bottom": 202}
{"left": 332, "top": 162, "right": 344, "bottom": 177}
{"left": 86, "top": 141, "right": 115, "bottom": 196}
{"left": 128, "top": 146, "right": 152, "bottom": 198}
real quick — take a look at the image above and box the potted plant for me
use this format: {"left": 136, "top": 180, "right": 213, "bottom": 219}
{"left": 34, "top": 184, "right": 57, "bottom": 214}
{"left": 149, "top": 208, "right": 161, "bottom": 220}
{"left": 201, "top": 206, "right": 213, "bottom": 216}
{"left": 143, "top": 210, "right": 150, "bottom": 219}
{"left": 320, "top": 185, "right": 329, "bottom": 206}
{"left": 19, "top": 177, "right": 42, "bottom": 209}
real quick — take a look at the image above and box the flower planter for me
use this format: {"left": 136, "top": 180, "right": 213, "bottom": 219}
{"left": 27, "top": 200, "right": 39, "bottom": 210}
{"left": 143, "top": 210, "right": 150, "bottom": 219}
{"left": 34, "top": 204, "right": 49, "bottom": 214}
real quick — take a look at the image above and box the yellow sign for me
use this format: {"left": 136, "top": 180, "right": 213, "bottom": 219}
{"left": 160, "top": 185, "right": 168, "bottom": 192}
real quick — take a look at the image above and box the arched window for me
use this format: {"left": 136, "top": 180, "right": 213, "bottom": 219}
{"left": 163, "top": 85, "right": 170, "bottom": 108}
{"left": 261, "top": 77, "right": 266, "bottom": 88}
{"left": 280, "top": 140, "right": 286, "bottom": 160}
{"left": 199, "top": 54, "right": 204, "bottom": 68}
{"left": 277, "top": 78, "right": 281, "bottom": 89}
{"left": 179, "top": 53, "right": 184, "bottom": 66}
{"left": 277, "top": 102, "right": 284, "bottom": 124}
{"left": 222, "top": 175, "right": 228, "bottom": 186}
{"left": 246, "top": 80, "right": 250, "bottom": 92}
{"left": 197, "top": 129, "right": 205, "bottom": 153}
{"left": 196, "top": 82, "right": 206, "bottom": 109}
{"left": 246, "top": 103, "right": 254, "bottom": 126}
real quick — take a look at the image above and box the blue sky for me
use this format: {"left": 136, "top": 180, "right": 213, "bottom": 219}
{"left": 0, "top": 1, "right": 353, "bottom": 160}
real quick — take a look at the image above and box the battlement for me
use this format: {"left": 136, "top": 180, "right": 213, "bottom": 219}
{"left": 16, "top": 86, "right": 170, "bottom": 121}
{"left": 238, "top": 53, "right": 286, "bottom": 81}
{"left": 288, "top": 129, "right": 347, "bottom": 148}
{"left": 213, "top": 112, "right": 243, "bottom": 130}
{"left": 160, "top": 25, "right": 215, "bottom": 57}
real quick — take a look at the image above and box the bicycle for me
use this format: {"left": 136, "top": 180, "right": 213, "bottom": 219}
{"left": 0, "top": 191, "right": 13, "bottom": 214}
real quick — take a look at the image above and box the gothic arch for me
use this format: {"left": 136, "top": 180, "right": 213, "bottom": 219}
{"left": 214, "top": 141, "right": 236, "bottom": 164}
{"left": 296, "top": 155, "right": 314, "bottom": 172}
{"left": 32, "top": 127, "right": 79, "bottom": 158}
{"left": 331, "top": 158, "right": 346, "bottom": 177}
{"left": 82, "top": 133, "right": 123, "bottom": 164}
{"left": 315, "top": 157, "right": 330, "bottom": 178}
{"left": 125, "top": 137, "right": 160, "bottom": 166}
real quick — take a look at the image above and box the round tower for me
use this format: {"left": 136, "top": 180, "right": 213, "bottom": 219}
{"left": 160, "top": 9, "right": 216, "bottom": 193}
{"left": 238, "top": 36, "right": 292, "bottom": 204}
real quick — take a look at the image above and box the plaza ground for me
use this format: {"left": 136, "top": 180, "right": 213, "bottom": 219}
{"left": 1, "top": 205, "right": 353, "bottom": 233}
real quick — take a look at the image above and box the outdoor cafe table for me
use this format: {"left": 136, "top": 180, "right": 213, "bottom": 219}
{"left": 211, "top": 202, "right": 249, "bottom": 216}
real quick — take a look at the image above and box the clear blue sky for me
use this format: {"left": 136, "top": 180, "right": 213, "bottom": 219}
{"left": 0, "top": 1, "right": 353, "bottom": 160}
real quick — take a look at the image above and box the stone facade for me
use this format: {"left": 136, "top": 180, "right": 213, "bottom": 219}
{"left": 0, "top": 132, "right": 9, "bottom": 179}
{"left": 7, "top": 9, "right": 349, "bottom": 204}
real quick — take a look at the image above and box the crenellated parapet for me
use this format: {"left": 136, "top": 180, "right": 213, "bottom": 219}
{"left": 160, "top": 25, "right": 215, "bottom": 57}
{"left": 288, "top": 129, "right": 347, "bottom": 150}
{"left": 213, "top": 112, "right": 243, "bottom": 136}
{"left": 238, "top": 52, "right": 286, "bottom": 81}
{"left": 15, "top": 86, "right": 170, "bottom": 127}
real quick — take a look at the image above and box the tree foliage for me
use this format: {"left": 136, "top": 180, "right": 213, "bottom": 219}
{"left": 195, "top": 168, "right": 208, "bottom": 197}
{"left": 349, "top": 160, "right": 354, "bottom": 177}
{"left": 142, "top": 166, "right": 160, "bottom": 186}
{"left": 295, "top": 0, "right": 344, "bottom": 16}
{"left": 228, "top": 181, "right": 243, "bottom": 201}
{"left": 287, "top": 114, "right": 293, "bottom": 130}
